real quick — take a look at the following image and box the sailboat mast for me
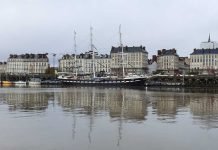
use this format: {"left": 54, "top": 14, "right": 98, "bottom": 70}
{"left": 74, "top": 30, "right": 77, "bottom": 77}
{"left": 90, "top": 26, "right": 95, "bottom": 78}
{"left": 119, "top": 25, "right": 125, "bottom": 77}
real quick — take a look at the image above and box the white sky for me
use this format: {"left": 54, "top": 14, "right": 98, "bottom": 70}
{"left": 1, "top": 0, "right": 218, "bottom": 62}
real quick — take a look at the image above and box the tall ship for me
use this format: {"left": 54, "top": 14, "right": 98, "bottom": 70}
{"left": 58, "top": 26, "right": 146, "bottom": 87}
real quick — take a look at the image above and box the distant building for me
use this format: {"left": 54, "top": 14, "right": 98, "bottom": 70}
{"left": 178, "top": 57, "right": 190, "bottom": 74}
{"left": 110, "top": 46, "right": 148, "bottom": 76}
{"left": 157, "top": 49, "right": 179, "bottom": 74}
{"left": 6, "top": 53, "right": 49, "bottom": 74}
{"left": 148, "top": 55, "right": 157, "bottom": 74}
{"left": 0, "top": 62, "right": 7, "bottom": 73}
{"left": 190, "top": 48, "right": 218, "bottom": 74}
{"left": 200, "top": 34, "right": 218, "bottom": 49}
{"left": 59, "top": 51, "right": 111, "bottom": 75}
{"left": 190, "top": 35, "right": 218, "bottom": 74}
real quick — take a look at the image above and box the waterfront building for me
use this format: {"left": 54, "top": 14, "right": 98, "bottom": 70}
{"left": 6, "top": 53, "right": 49, "bottom": 75}
{"left": 110, "top": 46, "right": 148, "bottom": 76}
{"left": 190, "top": 36, "right": 218, "bottom": 74}
{"left": 148, "top": 55, "right": 157, "bottom": 74}
{"left": 0, "top": 62, "right": 7, "bottom": 74}
{"left": 157, "top": 49, "right": 179, "bottom": 74}
{"left": 190, "top": 48, "right": 218, "bottom": 74}
{"left": 200, "top": 34, "right": 218, "bottom": 49}
{"left": 59, "top": 51, "right": 111, "bottom": 75}
{"left": 179, "top": 57, "right": 190, "bottom": 74}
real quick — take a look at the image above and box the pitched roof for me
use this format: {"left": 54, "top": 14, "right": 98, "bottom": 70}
{"left": 110, "top": 46, "right": 148, "bottom": 53}
{"left": 158, "top": 49, "right": 178, "bottom": 56}
{"left": 9, "top": 53, "right": 48, "bottom": 59}
{"left": 190, "top": 48, "right": 218, "bottom": 55}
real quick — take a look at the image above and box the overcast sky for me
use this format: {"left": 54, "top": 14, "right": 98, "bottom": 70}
{"left": 1, "top": 0, "right": 218, "bottom": 62}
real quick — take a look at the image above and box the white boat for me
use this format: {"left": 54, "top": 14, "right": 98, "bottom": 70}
{"left": 124, "top": 73, "right": 147, "bottom": 80}
{"left": 28, "top": 78, "right": 41, "bottom": 86}
{"left": 14, "top": 81, "right": 27, "bottom": 86}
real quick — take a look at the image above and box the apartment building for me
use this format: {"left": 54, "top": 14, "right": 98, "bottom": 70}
{"left": 59, "top": 51, "right": 111, "bottom": 75}
{"left": 157, "top": 49, "right": 179, "bottom": 74}
{"left": 0, "top": 62, "right": 7, "bottom": 73}
{"left": 6, "top": 53, "right": 49, "bottom": 74}
{"left": 190, "top": 48, "right": 218, "bottom": 72}
{"left": 190, "top": 36, "right": 218, "bottom": 74}
{"left": 110, "top": 46, "right": 148, "bottom": 76}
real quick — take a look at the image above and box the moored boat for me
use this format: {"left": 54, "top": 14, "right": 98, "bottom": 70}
{"left": 58, "top": 26, "right": 146, "bottom": 87}
{"left": 14, "top": 81, "right": 27, "bottom": 86}
{"left": 28, "top": 78, "right": 41, "bottom": 86}
{"left": 58, "top": 76, "right": 145, "bottom": 86}
{"left": 2, "top": 81, "right": 13, "bottom": 86}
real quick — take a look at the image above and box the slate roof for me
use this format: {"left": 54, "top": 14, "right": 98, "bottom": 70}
{"left": 158, "top": 49, "right": 178, "bottom": 56}
{"left": 9, "top": 53, "right": 48, "bottom": 59}
{"left": 190, "top": 48, "right": 218, "bottom": 55}
{"left": 110, "top": 46, "right": 148, "bottom": 54}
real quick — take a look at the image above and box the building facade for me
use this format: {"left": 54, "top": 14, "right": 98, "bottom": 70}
{"left": 190, "top": 48, "right": 218, "bottom": 74}
{"left": 59, "top": 51, "right": 111, "bottom": 76}
{"left": 157, "top": 49, "right": 179, "bottom": 74}
{"left": 178, "top": 57, "right": 190, "bottom": 74}
{"left": 0, "top": 62, "right": 7, "bottom": 74}
{"left": 6, "top": 53, "right": 49, "bottom": 74}
{"left": 200, "top": 35, "right": 218, "bottom": 49}
{"left": 148, "top": 55, "right": 157, "bottom": 75}
{"left": 110, "top": 46, "right": 148, "bottom": 76}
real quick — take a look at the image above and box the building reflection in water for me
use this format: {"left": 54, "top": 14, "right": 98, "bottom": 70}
{"left": 57, "top": 87, "right": 149, "bottom": 145}
{"left": 0, "top": 90, "right": 52, "bottom": 112}
{"left": 150, "top": 92, "right": 190, "bottom": 122}
{"left": 57, "top": 87, "right": 148, "bottom": 121}
{"left": 190, "top": 94, "right": 218, "bottom": 129}
{"left": 148, "top": 88, "right": 218, "bottom": 129}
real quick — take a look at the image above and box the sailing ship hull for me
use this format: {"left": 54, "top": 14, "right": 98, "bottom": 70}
{"left": 59, "top": 78, "right": 145, "bottom": 87}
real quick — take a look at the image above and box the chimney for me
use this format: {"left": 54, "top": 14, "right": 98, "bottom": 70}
{"left": 152, "top": 55, "right": 157, "bottom": 62}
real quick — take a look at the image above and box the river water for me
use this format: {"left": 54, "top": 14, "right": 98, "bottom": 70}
{"left": 0, "top": 86, "right": 218, "bottom": 150}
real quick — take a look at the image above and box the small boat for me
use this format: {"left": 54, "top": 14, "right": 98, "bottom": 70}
{"left": 14, "top": 81, "right": 27, "bottom": 86}
{"left": 2, "top": 81, "right": 13, "bottom": 86}
{"left": 28, "top": 78, "right": 41, "bottom": 86}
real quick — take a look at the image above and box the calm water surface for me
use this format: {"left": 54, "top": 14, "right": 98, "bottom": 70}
{"left": 1, "top": 87, "right": 218, "bottom": 150}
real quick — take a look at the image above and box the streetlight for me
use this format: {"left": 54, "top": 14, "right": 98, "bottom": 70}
{"left": 51, "top": 53, "right": 56, "bottom": 78}
{"left": 52, "top": 53, "right": 56, "bottom": 68}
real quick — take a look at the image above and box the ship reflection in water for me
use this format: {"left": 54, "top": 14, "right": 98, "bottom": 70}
{"left": 1, "top": 87, "right": 218, "bottom": 150}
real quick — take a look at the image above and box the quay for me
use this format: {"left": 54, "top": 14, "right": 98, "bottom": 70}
{"left": 146, "top": 75, "right": 218, "bottom": 87}
{"left": 1, "top": 74, "right": 218, "bottom": 87}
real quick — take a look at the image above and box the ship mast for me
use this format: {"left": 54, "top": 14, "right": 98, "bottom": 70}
{"left": 74, "top": 30, "right": 77, "bottom": 77}
{"left": 90, "top": 26, "right": 95, "bottom": 78}
{"left": 119, "top": 25, "right": 125, "bottom": 77}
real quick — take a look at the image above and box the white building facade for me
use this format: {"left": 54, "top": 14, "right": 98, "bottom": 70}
{"left": 59, "top": 51, "right": 111, "bottom": 75}
{"left": 157, "top": 49, "right": 179, "bottom": 74}
{"left": 190, "top": 49, "right": 218, "bottom": 70}
{"left": 200, "top": 35, "right": 218, "bottom": 49}
{"left": 6, "top": 54, "right": 49, "bottom": 74}
{"left": 0, "top": 62, "right": 7, "bottom": 74}
{"left": 110, "top": 46, "right": 148, "bottom": 76}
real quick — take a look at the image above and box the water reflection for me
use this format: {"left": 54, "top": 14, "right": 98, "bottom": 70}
{"left": 57, "top": 87, "right": 148, "bottom": 121}
{"left": 0, "top": 89, "right": 51, "bottom": 112}
{"left": 1, "top": 87, "right": 218, "bottom": 128}
{"left": 190, "top": 94, "right": 218, "bottom": 129}
{"left": 1, "top": 87, "right": 218, "bottom": 150}
{"left": 150, "top": 92, "right": 189, "bottom": 122}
